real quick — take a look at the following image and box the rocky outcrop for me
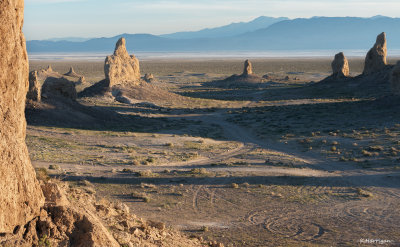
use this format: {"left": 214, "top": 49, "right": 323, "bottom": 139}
{"left": 64, "top": 67, "right": 86, "bottom": 84}
{"left": 27, "top": 67, "right": 78, "bottom": 101}
{"left": 0, "top": 0, "right": 44, "bottom": 233}
{"left": 1, "top": 180, "right": 205, "bottom": 247}
{"left": 104, "top": 38, "right": 140, "bottom": 87}
{"left": 331, "top": 52, "right": 350, "bottom": 78}
{"left": 391, "top": 61, "right": 400, "bottom": 95}
{"left": 363, "top": 32, "right": 387, "bottom": 75}
{"left": 27, "top": 71, "right": 41, "bottom": 101}
{"left": 209, "top": 59, "right": 266, "bottom": 88}
{"left": 42, "top": 77, "right": 77, "bottom": 100}
{"left": 243, "top": 60, "right": 253, "bottom": 76}
{"left": 144, "top": 73, "right": 155, "bottom": 82}
{"left": 64, "top": 67, "right": 80, "bottom": 77}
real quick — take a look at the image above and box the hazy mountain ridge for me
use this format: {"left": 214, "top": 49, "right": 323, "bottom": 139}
{"left": 239, "top": 16, "right": 400, "bottom": 49}
{"left": 27, "top": 16, "right": 400, "bottom": 53}
{"left": 160, "top": 16, "right": 288, "bottom": 39}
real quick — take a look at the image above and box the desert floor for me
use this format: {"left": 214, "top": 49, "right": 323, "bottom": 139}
{"left": 28, "top": 58, "right": 400, "bottom": 246}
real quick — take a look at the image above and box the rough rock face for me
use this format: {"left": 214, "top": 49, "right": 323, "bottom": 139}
{"left": 42, "top": 77, "right": 77, "bottom": 100}
{"left": 391, "top": 61, "right": 400, "bottom": 95}
{"left": 104, "top": 38, "right": 140, "bottom": 87}
{"left": 27, "top": 71, "right": 41, "bottom": 101}
{"left": 331, "top": 52, "right": 350, "bottom": 78}
{"left": 243, "top": 60, "right": 253, "bottom": 76}
{"left": 363, "top": 32, "right": 387, "bottom": 75}
{"left": 1, "top": 180, "right": 206, "bottom": 247}
{"left": 0, "top": 0, "right": 44, "bottom": 233}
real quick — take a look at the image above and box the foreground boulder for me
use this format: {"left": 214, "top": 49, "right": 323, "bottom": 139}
{"left": 391, "top": 61, "right": 400, "bottom": 95}
{"left": 0, "top": 0, "right": 44, "bottom": 233}
{"left": 1, "top": 180, "right": 206, "bottom": 246}
{"left": 104, "top": 37, "right": 140, "bottom": 87}
{"left": 363, "top": 32, "right": 387, "bottom": 75}
{"left": 331, "top": 52, "right": 350, "bottom": 78}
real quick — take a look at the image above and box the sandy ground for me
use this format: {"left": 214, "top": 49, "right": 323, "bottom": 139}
{"left": 27, "top": 59, "right": 400, "bottom": 247}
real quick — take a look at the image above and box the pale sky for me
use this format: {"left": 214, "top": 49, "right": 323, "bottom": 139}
{"left": 24, "top": 0, "right": 400, "bottom": 40}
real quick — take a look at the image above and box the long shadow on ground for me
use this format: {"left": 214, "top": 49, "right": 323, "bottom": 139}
{"left": 61, "top": 173, "right": 400, "bottom": 189}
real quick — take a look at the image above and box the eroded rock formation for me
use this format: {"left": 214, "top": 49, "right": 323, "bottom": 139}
{"left": 331, "top": 52, "right": 350, "bottom": 78}
{"left": 104, "top": 38, "right": 140, "bottom": 87}
{"left": 27, "top": 71, "right": 41, "bottom": 101}
{"left": 243, "top": 60, "right": 253, "bottom": 76}
{"left": 391, "top": 61, "right": 400, "bottom": 95}
{"left": 363, "top": 32, "right": 387, "bottom": 75}
{"left": 27, "top": 67, "right": 78, "bottom": 101}
{"left": 0, "top": 0, "right": 44, "bottom": 233}
{"left": 64, "top": 67, "right": 80, "bottom": 77}
{"left": 42, "top": 77, "right": 77, "bottom": 100}
{"left": 208, "top": 59, "right": 266, "bottom": 88}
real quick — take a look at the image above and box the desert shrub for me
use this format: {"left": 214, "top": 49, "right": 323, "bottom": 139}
{"left": 36, "top": 168, "right": 50, "bottom": 182}
{"left": 190, "top": 168, "right": 208, "bottom": 175}
{"left": 48, "top": 164, "right": 60, "bottom": 170}
{"left": 77, "top": 180, "right": 93, "bottom": 187}
{"left": 140, "top": 183, "right": 157, "bottom": 189}
{"left": 131, "top": 160, "right": 140, "bottom": 166}
{"left": 230, "top": 183, "right": 239, "bottom": 189}
{"left": 201, "top": 226, "right": 209, "bottom": 232}
{"left": 367, "top": 146, "right": 384, "bottom": 152}
{"left": 122, "top": 168, "right": 134, "bottom": 173}
{"left": 38, "top": 234, "right": 51, "bottom": 247}
{"left": 356, "top": 188, "right": 373, "bottom": 198}
{"left": 146, "top": 157, "right": 155, "bottom": 163}
{"left": 242, "top": 182, "right": 250, "bottom": 188}
{"left": 138, "top": 170, "right": 156, "bottom": 177}
{"left": 361, "top": 150, "right": 374, "bottom": 157}
{"left": 132, "top": 192, "right": 151, "bottom": 202}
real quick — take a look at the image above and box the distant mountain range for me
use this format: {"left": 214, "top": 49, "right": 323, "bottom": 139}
{"left": 45, "top": 37, "right": 91, "bottom": 42}
{"left": 160, "top": 16, "right": 288, "bottom": 39}
{"left": 27, "top": 16, "right": 400, "bottom": 53}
